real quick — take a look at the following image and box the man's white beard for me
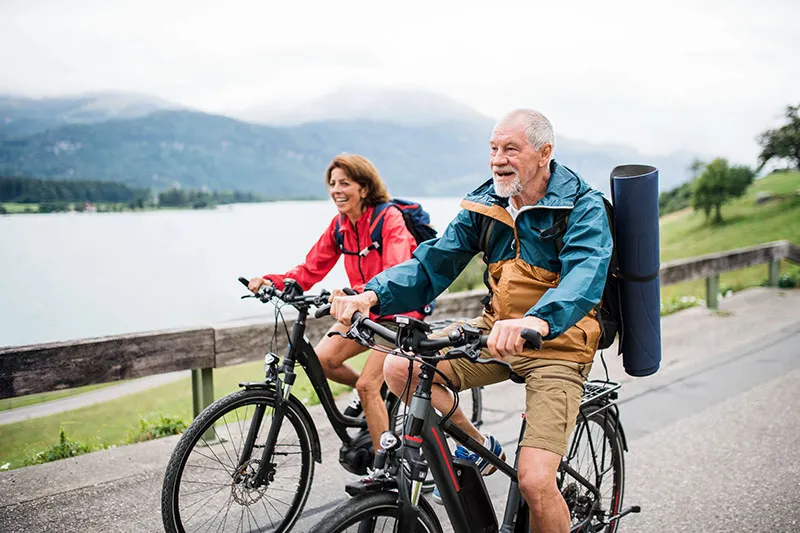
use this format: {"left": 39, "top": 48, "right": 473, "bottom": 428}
{"left": 493, "top": 175, "right": 523, "bottom": 197}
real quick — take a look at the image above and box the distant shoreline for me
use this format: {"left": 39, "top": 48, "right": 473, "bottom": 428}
{"left": 0, "top": 198, "right": 327, "bottom": 215}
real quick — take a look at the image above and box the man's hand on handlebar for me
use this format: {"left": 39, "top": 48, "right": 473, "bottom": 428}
{"left": 248, "top": 277, "right": 272, "bottom": 294}
{"left": 487, "top": 316, "right": 549, "bottom": 359}
{"left": 329, "top": 290, "right": 379, "bottom": 326}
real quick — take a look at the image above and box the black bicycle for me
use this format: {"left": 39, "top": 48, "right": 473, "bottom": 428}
{"left": 161, "top": 277, "right": 483, "bottom": 533}
{"left": 311, "top": 312, "right": 639, "bottom": 533}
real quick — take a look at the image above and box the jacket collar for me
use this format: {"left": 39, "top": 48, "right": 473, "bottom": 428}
{"left": 464, "top": 160, "right": 585, "bottom": 210}
{"left": 337, "top": 205, "right": 376, "bottom": 236}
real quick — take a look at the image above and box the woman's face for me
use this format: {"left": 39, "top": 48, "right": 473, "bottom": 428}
{"left": 329, "top": 167, "right": 367, "bottom": 220}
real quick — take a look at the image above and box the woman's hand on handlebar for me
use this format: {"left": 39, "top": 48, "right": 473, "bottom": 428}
{"left": 248, "top": 276, "right": 272, "bottom": 294}
{"left": 329, "top": 290, "right": 379, "bottom": 326}
{"left": 487, "top": 316, "right": 549, "bottom": 359}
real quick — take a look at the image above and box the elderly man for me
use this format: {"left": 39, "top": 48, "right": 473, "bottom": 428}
{"left": 330, "top": 109, "right": 612, "bottom": 533}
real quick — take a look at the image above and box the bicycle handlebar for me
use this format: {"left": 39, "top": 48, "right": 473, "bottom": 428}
{"left": 238, "top": 276, "right": 330, "bottom": 310}
{"left": 344, "top": 311, "right": 540, "bottom": 383}
{"left": 312, "top": 287, "right": 357, "bottom": 319}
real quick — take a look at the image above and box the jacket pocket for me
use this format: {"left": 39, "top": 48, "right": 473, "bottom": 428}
{"left": 574, "top": 315, "right": 601, "bottom": 350}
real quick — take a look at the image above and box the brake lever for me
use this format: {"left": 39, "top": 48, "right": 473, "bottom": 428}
{"left": 327, "top": 323, "right": 374, "bottom": 349}
{"left": 445, "top": 343, "right": 524, "bottom": 384}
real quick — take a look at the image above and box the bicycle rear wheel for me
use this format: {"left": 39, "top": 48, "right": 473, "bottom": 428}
{"left": 162, "top": 389, "right": 315, "bottom": 533}
{"left": 311, "top": 492, "right": 442, "bottom": 533}
{"left": 560, "top": 409, "right": 624, "bottom": 533}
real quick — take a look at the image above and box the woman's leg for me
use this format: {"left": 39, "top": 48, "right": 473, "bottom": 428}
{"left": 356, "top": 350, "right": 389, "bottom": 450}
{"left": 315, "top": 322, "right": 364, "bottom": 387}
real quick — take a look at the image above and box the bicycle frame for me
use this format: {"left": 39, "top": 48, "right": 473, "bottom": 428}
{"left": 236, "top": 304, "right": 371, "bottom": 486}
{"left": 392, "top": 358, "right": 620, "bottom": 533}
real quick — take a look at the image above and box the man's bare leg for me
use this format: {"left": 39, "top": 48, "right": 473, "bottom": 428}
{"left": 517, "top": 447, "right": 569, "bottom": 533}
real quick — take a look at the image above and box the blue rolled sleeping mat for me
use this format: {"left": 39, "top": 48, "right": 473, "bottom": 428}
{"left": 610, "top": 165, "right": 662, "bottom": 376}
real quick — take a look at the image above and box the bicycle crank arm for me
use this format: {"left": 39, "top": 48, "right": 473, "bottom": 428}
{"left": 602, "top": 505, "right": 641, "bottom": 525}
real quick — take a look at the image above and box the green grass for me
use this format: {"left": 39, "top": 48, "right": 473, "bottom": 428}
{"left": 0, "top": 352, "right": 368, "bottom": 470}
{"left": 659, "top": 171, "right": 800, "bottom": 301}
{"left": 0, "top": 382, "right": 119, "bottom": 412}
{"left": 1, "top": 202, "right": 39, "bottom": 214}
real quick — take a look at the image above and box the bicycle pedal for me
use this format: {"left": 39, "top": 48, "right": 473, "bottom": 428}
{"left": 604, "top": 505, "right": 640, "bottom": 523}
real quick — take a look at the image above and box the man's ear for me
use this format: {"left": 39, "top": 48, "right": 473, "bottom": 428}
{"left": 539, "top": 144, "right": 553, "bottom": 167}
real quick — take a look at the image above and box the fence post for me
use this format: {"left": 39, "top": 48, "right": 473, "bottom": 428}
{"left": 706, "top": 275, "right": 719, "bottom": 310}
{"left": 191, "top": 367, "right": 214, "bottom": 418}
{"left": 768, "top": 260, "right": 780, "bottom": 287}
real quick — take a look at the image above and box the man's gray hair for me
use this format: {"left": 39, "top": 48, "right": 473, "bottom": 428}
{"left": 495, "top": 109, "right": 556, "bottom": 153}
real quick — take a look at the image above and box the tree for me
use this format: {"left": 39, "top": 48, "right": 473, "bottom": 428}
{"left": 691, "top": 158, "right": 755, "bottom": 224}
{"left": 728, "top": 165, "right": 755, "bottom": 198}
{"left": 757, "top": 104, "right": 800, "bottom": 171}
{"left": 688, "top": 158, "right": 705, "bottom": 180}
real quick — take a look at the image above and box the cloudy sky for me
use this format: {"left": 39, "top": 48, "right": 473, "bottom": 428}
{"left": 1, "top": 0, "right": 797, "bottom": 164}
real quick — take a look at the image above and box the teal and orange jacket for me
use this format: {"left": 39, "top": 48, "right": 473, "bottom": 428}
{"left": 366, "top": 161, "right": 612, "bottom": 363}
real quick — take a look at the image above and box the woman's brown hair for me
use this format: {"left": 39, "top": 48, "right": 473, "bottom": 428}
{"left": 325, "top": 154, "right": 391, "bottom": 207}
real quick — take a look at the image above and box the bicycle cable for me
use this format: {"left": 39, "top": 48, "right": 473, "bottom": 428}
{"left": 599, "top": 349, "right": 611, "bottom": 382}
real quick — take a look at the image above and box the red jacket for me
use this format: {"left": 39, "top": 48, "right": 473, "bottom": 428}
{"left": 263, "top": 205, "right": 423, "bottom": 320}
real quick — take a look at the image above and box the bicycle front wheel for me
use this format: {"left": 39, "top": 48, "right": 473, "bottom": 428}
{"left": 162, "top": 389, "right": 315, "bottom": 533}
{"left": 312, "top": 492, "right": 442, "bottom": 533}
{"left": 561, "top": 409, "right": 625, "bottom": 533}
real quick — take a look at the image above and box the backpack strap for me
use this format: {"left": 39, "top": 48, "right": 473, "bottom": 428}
{"left": 540, "top": 210, "right": 571, "bottom": 255}
{"left": 477, "top": 214, "right": 497, "bottom": 311}
{"left": 334, "top": 213, "right": 380, "bottom": 257}
{"left": 363, "top": 202, "right": 395, "bottom": 256}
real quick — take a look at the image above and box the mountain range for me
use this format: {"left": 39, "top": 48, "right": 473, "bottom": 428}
{"left": 0, "top": 90, "right": 696, "bottom": 198}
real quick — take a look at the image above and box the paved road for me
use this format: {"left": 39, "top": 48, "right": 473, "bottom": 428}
{"left": 1, "top": 288, "right": 798, "bottom": 532}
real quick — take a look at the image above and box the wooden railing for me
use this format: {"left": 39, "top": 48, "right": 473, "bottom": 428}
{"left": 1, "top": 240, "right": 798, "bottom": 412}
{"left": 660, "top": 240, "right": 799, "bottom": 309}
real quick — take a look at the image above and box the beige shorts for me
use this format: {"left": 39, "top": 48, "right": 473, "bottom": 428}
{"left": 438, "top": 317, "right": 591, "bottom": 456}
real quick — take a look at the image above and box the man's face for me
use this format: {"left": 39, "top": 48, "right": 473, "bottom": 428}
{"left": 489, "top": 123, "right": 549, "bottom": 198}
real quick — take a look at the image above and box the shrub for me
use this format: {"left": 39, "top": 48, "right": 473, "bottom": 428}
{"left": 660, "top": 295, "right": 702, "bottom": 316}
{"left": 24, "top": 427, "right": 93, "bottom": 466}
{"left": 126, "top": 414, "right": 187, "bottom": 443}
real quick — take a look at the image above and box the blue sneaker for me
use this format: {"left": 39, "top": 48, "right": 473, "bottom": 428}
{"left": 431, "top": 434, "right": 505, "bottom": 505}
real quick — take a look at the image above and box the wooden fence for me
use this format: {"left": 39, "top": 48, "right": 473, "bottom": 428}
{"left": 1, "top": 240, "right": 798, "bottom": 413}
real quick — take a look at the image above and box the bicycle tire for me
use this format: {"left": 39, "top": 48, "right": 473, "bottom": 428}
{"left": 561, "top": 409, "right": 625, "bottom": 533}
{"left": 311, "top": 492, "right": 443, "bottom": 533}
{"left": 162, "top": 389, "right": 315, "bottom": 533}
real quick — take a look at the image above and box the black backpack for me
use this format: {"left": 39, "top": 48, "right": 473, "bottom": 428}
{"left": 334, "top": 198, "right": 438, "bottom": 314}
{"left": 477, "top": 196, "right": 622, "bottom": 351}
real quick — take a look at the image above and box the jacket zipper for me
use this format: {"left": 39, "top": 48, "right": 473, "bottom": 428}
{"left": 353, "top": 222, "right": 367, "bottom": 285}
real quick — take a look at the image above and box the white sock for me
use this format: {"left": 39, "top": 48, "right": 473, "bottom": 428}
{"left": 483, "top": 434, "right": 491, "bottom": 449}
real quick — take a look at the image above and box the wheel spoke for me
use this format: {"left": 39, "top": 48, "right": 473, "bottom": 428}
{"left": 165, "top": 391, "right": 313, "bottom": 532}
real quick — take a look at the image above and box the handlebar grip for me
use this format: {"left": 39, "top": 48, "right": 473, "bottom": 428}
{"left": 520, "top": 328, "right": 543, "bottom": 351}
{"left": 238, "top": 276, "right": 250, "bottom": 288}
{"left": 314, "top": 304, "right": 332, "bottom": 319}
{"left": 478, "top": 329, "right": 543, "bottom": 351}
{"left": 343, "top": 287, "right": 358, "bottom": 296}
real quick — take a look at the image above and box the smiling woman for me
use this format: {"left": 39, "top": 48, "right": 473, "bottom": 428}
{"left": 244, "top": 153, "right": 422, "bottom": 452}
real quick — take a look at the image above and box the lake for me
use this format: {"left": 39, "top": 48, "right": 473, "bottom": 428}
{"left": 0, "top": 199, "right": 464, "bottom": 346}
